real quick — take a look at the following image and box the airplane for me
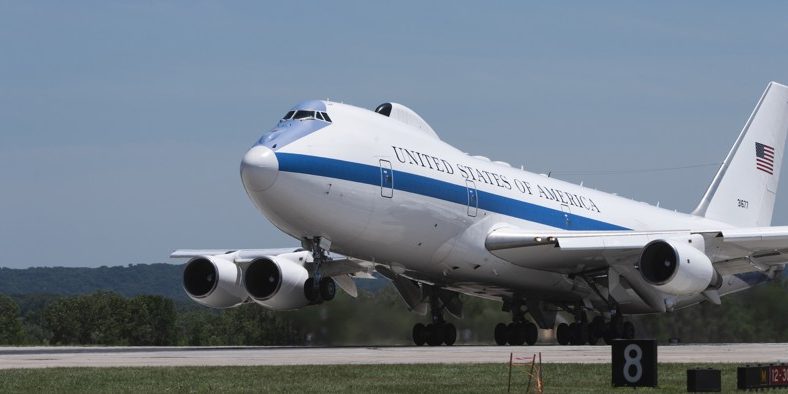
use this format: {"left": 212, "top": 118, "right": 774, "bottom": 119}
{"left": 173, "top": 82, "right": 788, "bottom": 346}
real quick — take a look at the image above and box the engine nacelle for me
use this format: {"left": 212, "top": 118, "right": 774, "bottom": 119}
{"left": 243, "top": 252, "right": 310, "bottom": 310}
{"left": 182, "top": 255, "right": 246, "bottom": 308}
{"left": 638, "top": 236, "right": 720, "bottom": 296}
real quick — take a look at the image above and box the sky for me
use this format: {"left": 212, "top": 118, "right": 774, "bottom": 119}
{"left": 3, "top": 2, "right": 788, "bottom": 268}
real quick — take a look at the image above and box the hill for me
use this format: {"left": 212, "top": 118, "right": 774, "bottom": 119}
{"left": 0, "top": 264, "right": 187, "bottom": 300}
{"left": 0, "top": 263, "right": 387, "bottom": 301}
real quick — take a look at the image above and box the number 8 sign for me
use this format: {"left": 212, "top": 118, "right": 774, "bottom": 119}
{"left": 612, "top": 340, "right": 657, "bottom": 387}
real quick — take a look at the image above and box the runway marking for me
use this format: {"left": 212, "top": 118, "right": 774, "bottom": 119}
{"left": 0, "top": 344, "right": 785, "bottom": 369}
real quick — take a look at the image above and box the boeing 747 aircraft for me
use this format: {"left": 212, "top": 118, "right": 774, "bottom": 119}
{"left": 173, "top": 82, "right": 788, "bottom": 346}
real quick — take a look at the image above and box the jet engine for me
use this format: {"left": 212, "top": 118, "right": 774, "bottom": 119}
{"left": 182, "top": 255, "right": 247, "bottom": 308}
{"left": 243, "top": 253, "right": 310, "bottom": 310}
{"left": 638, "top": 237, "right": 721, "bottom": 296}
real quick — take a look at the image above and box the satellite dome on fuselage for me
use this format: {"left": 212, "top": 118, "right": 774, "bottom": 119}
{"left": 375, "top": 102, "right": 440, "bottom": 140}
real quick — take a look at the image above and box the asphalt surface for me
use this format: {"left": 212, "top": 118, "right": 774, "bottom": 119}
{"left": 0, "top": 344, "right": 785, "bottom": 369}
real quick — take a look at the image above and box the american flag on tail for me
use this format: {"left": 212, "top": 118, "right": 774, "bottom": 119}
{"left": 756, "top": 142, "right": 775, "bottom": 174}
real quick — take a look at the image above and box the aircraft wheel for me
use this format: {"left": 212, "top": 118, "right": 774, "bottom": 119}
{"left": 604, "top": 319, "right": 623, "bottom": 344}
{"left": 623, "top": 321, "right": 635, "bottom": 339}
{"left": 494, "top": 323, "right": 508, "bottom": 346}
{"left": 303, "top": 278, "right": 320, "bottom": 303}
{"left": 556, "top": 323, "right": 570, "bottom": 345}
{"left": 570, "top": 322, "right": 588, "bottom": 345}
{"left": 507, "top": 323, "right": 525, "bottom": 346}
{"left": 443, "top": 323, "right": 457, "bottom": 346}
{"left": 524, "top": 322, "right": 538, "bottom": 346}
{"left": 412, "top": 323, "right": 427, "bottom": 346}
{"left": 588, "top": 316, "right": 605, "bottom": 345}
{"left": 426, "top": 323, "right": 444, "bottom": 346}
{"left": 319, "top": 277, "right": 336, "bottom": 301}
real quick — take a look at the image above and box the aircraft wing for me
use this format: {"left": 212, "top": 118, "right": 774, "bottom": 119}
{"left": 170, "top": 247, "right": 375, "bottom": 297}
{"left": 485, "top": 226, "right": 788, "bottom": 276}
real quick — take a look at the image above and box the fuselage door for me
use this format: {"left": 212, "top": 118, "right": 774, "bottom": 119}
{"left": 561, "top": 204, "right": 572, "bottom": 229}
{"left": 380, "top": 159, "right": 394, "bottom": 198}
{"left": 466, "top": 180, "right": 478, "bottom": 217}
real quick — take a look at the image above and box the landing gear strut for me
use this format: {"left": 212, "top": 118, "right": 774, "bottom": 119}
{"left": 412, "top": 289, "right": 457, "bottom": 346}
{"left": 493, "top": 300, "right": 538, "bottom": 346}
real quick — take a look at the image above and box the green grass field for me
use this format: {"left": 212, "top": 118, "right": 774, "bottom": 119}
{"left": 0, "top": 363, "right": 757, "bottom": 393}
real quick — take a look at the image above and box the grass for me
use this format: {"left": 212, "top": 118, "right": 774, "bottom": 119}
{"left": 0, "top": 363, "right": 751, "bottom": 393}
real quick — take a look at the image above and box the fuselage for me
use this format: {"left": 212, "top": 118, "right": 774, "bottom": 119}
{"left": 240, "top": 100, "right": 756, "bottom": 311}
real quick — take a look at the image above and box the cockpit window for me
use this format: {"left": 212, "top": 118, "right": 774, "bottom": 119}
{"left": 315, "top": 112, "right": 325, "bottom": 121}
{"left": 282, "top": 111, "right": 294, "bottom": 120}
{"left": 321, "top": 112, "right": 332, "bottom": 122}
{"left": 293, "top": 110, "right": 315, "bottom": 120}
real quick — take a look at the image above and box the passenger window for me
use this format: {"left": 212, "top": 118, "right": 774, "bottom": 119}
{"left": 321, "top": 112, "right": 332, "bottom": 122}
{"left": 293, "top": 110, "right": 315, "bottom": 120}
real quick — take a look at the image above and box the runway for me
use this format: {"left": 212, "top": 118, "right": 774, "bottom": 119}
{"left": 0, "top": 344, "right": 786, "bottom": 369}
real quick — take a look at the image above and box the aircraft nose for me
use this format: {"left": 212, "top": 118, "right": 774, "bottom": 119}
{"left": 241, "top": 145, "right": 279, "bottom": 192}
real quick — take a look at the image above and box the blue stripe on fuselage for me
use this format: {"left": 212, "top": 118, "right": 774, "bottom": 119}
{"left": 276, "top": 153, "right": 629, "bottom": 231}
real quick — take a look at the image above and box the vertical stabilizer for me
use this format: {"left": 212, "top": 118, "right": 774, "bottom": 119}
{"left": 694, "top": 82, "right": 788, "bottom": 227}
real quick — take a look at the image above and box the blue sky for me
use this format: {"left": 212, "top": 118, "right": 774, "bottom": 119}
{"left": 3, "top": 2, "right": 788, "bottom": 268}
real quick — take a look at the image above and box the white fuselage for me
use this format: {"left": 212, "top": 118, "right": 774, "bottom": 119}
{"left": 242, "top": 101, "right": 754, "bottom": 311}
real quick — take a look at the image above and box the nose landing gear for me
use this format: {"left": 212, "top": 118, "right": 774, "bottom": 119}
{"left": 302, "top": 237, "right": 337, "bottom": 304}
{"left": 304, "top": 276, "right": 336, "bottom": 303}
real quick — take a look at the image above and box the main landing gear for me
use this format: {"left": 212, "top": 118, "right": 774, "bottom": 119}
{"left": 493, "top": 300, "right": 538, "bottom": 346}
{"left": 555, "top": 311, "right": 635, "bottom": 346}
{"left": 412, "top": 290, "right": 457, "bottom": 346}
{"left": 303, "top": 237, "right": 336, "bottom": 304}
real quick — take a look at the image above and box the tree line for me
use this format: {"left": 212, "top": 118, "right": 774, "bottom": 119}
{"left": 0, "top": 291, "right": 303, "bottom": 346}
{"left": 0, "top": 278, "right": 785, "bottom": 346}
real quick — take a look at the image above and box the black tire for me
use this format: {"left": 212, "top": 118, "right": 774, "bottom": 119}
{"left": 569, "top": 322, "right": 588, "bottom": 345}
{"left": 508, "top": 323, "right": 525, "bottom": 346}
{"left": 319, "top": 277, "right": 336, "bottom": 301}
{"left": 604, "top": 320, "right": 623, "bottom": 344}
{"left": 303, "top": 278, "right": 320, "bottom": 303}
{"left": 524, "top": 322, "right": 538, "bottom": 346}
{"left": 623, "top": 321, "right": 635, "bottom": 339}
{"left": 556, "top": 323, "right": 570, "bottom": 345}
{"left": 494, "top": 323, "right": 508, "bottom": 346}
{"left": 568, "top": 322, "right": 578, "bottom": 345}
{"left": 576, "top": 322, "right": 589, "bottom": 345}
{"left": 588, "top": 316, "right": 604, "bottom": 345}
{"left": 591, "top": 316, "right": 605, "bottom": 336}
{"left": 426, "top": 323, "right": 444, "bottom": 346}
{"left": 443, "top": 323, "right": 457, "bottom": 346}
{"left": 412, "top": 323, "right": 427, "bottom": 346}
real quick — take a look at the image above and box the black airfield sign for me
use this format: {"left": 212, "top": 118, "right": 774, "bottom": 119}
{"left": 611, "top": 340, "right": 657, "bottom": 387}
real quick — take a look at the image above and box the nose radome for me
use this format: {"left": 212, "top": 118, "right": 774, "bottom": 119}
{"left": 241, "top": 145, "right": 279, "bottom": 192}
